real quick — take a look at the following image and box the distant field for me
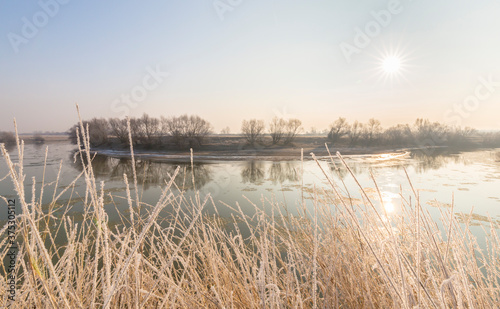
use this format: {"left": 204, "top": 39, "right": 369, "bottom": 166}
{"left": 18, "top": 134, "right": 68, "bottom": 143}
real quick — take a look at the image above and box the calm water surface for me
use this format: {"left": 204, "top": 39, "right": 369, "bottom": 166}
{"left": 1, "top": 142, "right": 499, "bottom": 238}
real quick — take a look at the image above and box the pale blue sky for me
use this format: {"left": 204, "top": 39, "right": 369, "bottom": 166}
{"left": 1, "top": 0, "right": 499, "bottom": 133}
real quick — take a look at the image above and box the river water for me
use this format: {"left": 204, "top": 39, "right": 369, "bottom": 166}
{"left": 1, "top": 142, "right": 499, "bottom": 240}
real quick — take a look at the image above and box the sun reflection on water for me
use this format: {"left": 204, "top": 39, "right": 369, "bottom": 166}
{"left": 381, "top": 191, "right": 400, "bottom": 216}
{"left": 383, "top": 199, "right": 395, "bottom": 213}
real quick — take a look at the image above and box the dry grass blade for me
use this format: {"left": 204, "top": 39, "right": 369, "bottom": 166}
{"left": 1, "top": 113, "right": 499, "bottom": 308}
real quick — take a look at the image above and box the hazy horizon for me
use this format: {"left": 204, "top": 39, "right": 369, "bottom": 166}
{"left": 1, "top": 0, "right": 500, "bottom": 133}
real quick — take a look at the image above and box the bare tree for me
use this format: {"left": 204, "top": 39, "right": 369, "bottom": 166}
{"left": 283, "top": 118, "right": 302, "bottom": 145}
{"left": 220, "top": 127, "right": 231, "bottom": 134}
{"left": 162, "top": 115, "right": 212, "bottom": 148}
{"left": 383, "top": 124, "right": 413, "bottom": 146}
{"left": 327, "top": 117, "right": 349, "bottom": 144}
{"left": 309, "top": 127, "right": 318, "bottom": 135}
{"left": 347, "top": 121, "right": 363, "bottom": 146}
{"left": 109, "top": 118, "right": 129, "bottom": 144}
{"left": 187, "top": 115, "right": 212, "bottom": 144}
{"left": 447, "top": 126, "right": 476, "bottom": 147}
{"left": 161, "top": 116, "right": 183, "bottom": 146}
{"left": 68, "top": 118, "right": 109, "bottom": 147}
{"left": 138, "top": 113, "right": 160, "bottom": 146}
{"left": 413, "top": 118, "right": 448, "bottom": 145}
{"left": 269, "top": 117, "right": 286, "bottom": 145}
{"left": 241, "top": 119, "right": 265, "bottom": 145}
{"left": 129, "top": 117, "right": 145, "bottom": 145}
{"left": 363, "top": 118, "right": 382, "bottom": 145}
{"left": 183, "top": 115, "right": 211, "bottom": 147}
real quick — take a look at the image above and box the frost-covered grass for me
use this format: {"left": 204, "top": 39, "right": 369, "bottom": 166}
{"left": 1, "top": 110, "right": 499, "bottom": 308}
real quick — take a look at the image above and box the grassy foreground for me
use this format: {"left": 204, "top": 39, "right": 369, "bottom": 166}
{"left": 1, "top": 117, "right": 500, "bottom": 308}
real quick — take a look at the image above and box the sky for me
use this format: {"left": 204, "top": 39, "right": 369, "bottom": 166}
{"left": 1, "top": 0, "right": 500, "bottom": 133}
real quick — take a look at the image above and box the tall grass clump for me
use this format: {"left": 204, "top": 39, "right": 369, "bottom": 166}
{"left": 1, "top": 111, "right": 500, "bottom": 308}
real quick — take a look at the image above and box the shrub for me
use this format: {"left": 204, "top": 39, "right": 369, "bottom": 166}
{"left": 33, "top": 133, "right": 45, "bottom": 144}
{"left": 0, "top": 131, "right": 16, "bottom": 145}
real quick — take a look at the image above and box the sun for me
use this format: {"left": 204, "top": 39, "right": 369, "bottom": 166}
{"left": 381, "top": 56, "right": 401, "bottom": 74}
{"left": 368, "top": 42, "right": 414, "bottom": 85}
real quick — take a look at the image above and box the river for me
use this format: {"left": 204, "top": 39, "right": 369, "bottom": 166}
{"left": 1, "top": 142, "right": 499, "bottom": 242}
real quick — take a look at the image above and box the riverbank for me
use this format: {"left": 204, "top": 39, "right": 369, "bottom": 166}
{"left": 19, "top": 134, "right": 454, "bottom": 162}
{"left": 18, "top": 134, "right": 69, "bottom": 144}
{"left": 18, "top": 134, "right": 451, "bottom": 162}
{"left": 89, "top": 135, "right": 421, "bottom": 162}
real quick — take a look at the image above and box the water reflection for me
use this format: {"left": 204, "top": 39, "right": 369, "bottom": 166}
{"left": 382, "top": 193, "right": 397, "bottom": 214}
{"left": 411, "top": 150, "right": 467, "bottom": 173}
{"left": 67, "top": 148, "right": 500, "bottom": 204}
{"left": 327, "top": 162, "right": 351, "bottom": 180}
{"left": 269, "top": 162, "right": 299, "bottom": 184}
{"left": 240, "top": 161, "right": 301, "bottom": 185}
{"left": 325, "top": 149, "right": 471, "bottom": 178}
{"left": 72, "top": 153, "right": 212, "bottom": 190}
{"left": 241, "top": 161, "right": 265, "bottom": 184}
{"left": 1, "top": 144, "right": 16, "bottom": 153}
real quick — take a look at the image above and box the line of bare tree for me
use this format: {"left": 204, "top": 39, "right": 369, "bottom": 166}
{"left": 68, "top": 113, "right": 212, "bottom": 149}
{"left": 67, "top": 113, "right": 500, "bottom": 150}
{"left": 326, "top": 117, "right": 481, "bottom": 148}
{"left": 242, "top": 117, "right": 303, "bottom": 146}
{"left": 239, "top": 116, "right": 487, "bottom": 148}
{"left": 0, "top": 131, "right": 45, "bottom": 146}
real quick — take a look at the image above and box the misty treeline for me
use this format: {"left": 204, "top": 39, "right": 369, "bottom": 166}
{"left": 241, "top": 117, "right": 500, "bottom": 148}
{"left": 67, "top": 113, "right": 500, "bottom": 150}
{"left": 68, "top": 113, "right": 212, "bottom": 149}
{"left": 324, "top": 117, "right": 491, "bottom": 148}
{"left": 0, "top": 131, "right": 44, "bottom": 145}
